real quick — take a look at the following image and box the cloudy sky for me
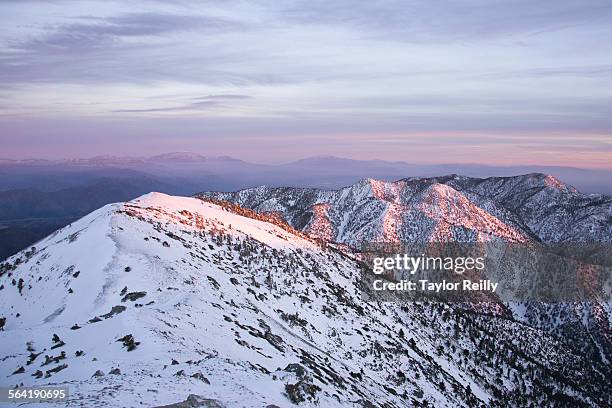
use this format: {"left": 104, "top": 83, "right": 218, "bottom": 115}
{"left": 1, "top": 0, "right": 611, "bottom": 168}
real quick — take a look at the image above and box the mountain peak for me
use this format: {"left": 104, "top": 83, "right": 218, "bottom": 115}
{"left": 290, "top": 155, "right": 358, "bottom": 165}
{"left": 1, "top": 187, "right": 610, "bottom": 406}
{"left": 149, "top": 152, "right": 208, "bottom": 162}
{"left": 541, "top": 174, "right": 577, "bottom": 192}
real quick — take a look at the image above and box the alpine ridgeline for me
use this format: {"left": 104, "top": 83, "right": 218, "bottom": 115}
{"left": 199, "top": 174, "right": 610, "bottom": 245}
{"left": 0, "top": 173, "right": 610, "bottom": 407}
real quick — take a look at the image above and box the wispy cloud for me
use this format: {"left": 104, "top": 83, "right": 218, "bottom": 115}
{"left": 110, "top": 94, "right": 255, "bottom": 113}
{"left": 280, "top": 0, "right": 612, "bottom": 42}
{"left": 0, "top": 10, "right": 250, "bottom": 86}
{"left": 475, "top": 65, "right": 612, "bottom": 80}
{"left": 111, "top": 98, "right": 222, "bottom": 113}
{"left": 194, "top": 94, "right": 253, "bottom": 101}
{"left": 0, "top": 0, "right": 611, "bottom": 165}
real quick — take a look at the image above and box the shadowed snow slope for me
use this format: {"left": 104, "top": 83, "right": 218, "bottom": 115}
{"left": 0, "top": 192, "right": 610, "bottom": 407}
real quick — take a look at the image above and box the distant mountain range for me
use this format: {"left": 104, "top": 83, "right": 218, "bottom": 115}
{"left": 2, "top": 152, "right": 611, "bottom": 194}
{"left": 1, "top": 192, "right": 609, "bottom": 407}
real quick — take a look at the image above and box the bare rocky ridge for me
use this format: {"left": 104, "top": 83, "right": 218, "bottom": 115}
{"left": 0, "top": 188, "right": 610, "bottom": 407}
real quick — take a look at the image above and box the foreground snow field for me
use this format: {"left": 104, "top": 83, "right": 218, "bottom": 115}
{"left": 0, "top": 192, "right": 609, "bottom": 407}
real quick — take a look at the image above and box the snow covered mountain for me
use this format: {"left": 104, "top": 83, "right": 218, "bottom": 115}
{"left": 1, "top": 190, "right": 610, "bottom": 407}
{"left": 200, "top": 173, "right": 612, "bottom": 370}
{"left": 199, "top": 174, "right": 611, "bottom": 245}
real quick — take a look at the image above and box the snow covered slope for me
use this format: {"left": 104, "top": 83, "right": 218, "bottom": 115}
{"left": 199, "top": 174, "right": 611, "bottom": 245}
{"left": 200, "top": 174, "right": 612, "bottom": 375}
{"left": 0, "top": 193, "right": 610, "bottom": 407}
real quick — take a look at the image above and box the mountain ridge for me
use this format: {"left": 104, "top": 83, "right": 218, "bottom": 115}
{"left": 198, "top": 173, "right": 611, "bottom": 246}
{"left": 1, "top": 191, "right": 610, "bottom": 407}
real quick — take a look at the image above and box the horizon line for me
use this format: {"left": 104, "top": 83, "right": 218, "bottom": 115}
{"left": 1, "top": 152, "right": 611, "bottom": 172}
